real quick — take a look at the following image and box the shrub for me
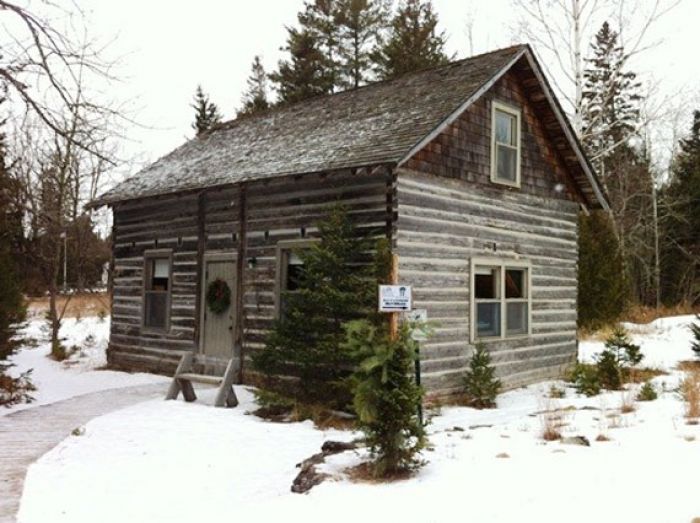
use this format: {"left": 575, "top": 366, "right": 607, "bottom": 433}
{"left": 636, "top": 381, "right": 657, "bottom": 401}
{"left": 0, "top": 363, "right": 35, "bottom": 408}
{"left": 681, "top": 370, "right": 700, "bottom": 420}
{"left": 596, "top": 350, "right": 622, "bottom": 390}
{"left": 463, "top": 343, "right": 501, "bottom": 408}
{"left": 548, "top": 384, "right": 566, "bottom": 399}
{"left": 344, "top": 320, "right": 426, "bottom": 477}
{"left": 691, "top": 315, "right": 700, "bottom": 357}
{"left": 568, "top": 363, "right": 601, "bottom": 396}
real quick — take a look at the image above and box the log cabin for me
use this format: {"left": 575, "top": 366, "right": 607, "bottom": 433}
{"left": 91, "top": 44, "right": 609, "bottom": 399}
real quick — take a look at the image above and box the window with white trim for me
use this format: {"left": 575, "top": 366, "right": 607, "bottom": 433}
{"left": 491, "top": 101, "right": 521, "bottom": 187}
{"left": 472, "top": 260, "right": 530, "bottom": 340}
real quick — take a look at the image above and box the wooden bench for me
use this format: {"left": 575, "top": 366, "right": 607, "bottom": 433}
{"left": 165, "top": 353, "right": 239, "bottom": 408}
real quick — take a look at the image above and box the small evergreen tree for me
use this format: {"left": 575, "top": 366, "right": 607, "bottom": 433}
{"left": 604, "top": 326, "right": 643, "bottom": 368}
{"left": 636, "top": 381, "right": 657, "bottom": 401}
{"left": 238, "top": 56, "right": 270, "bottom": 116}
{"left": 191, "top": 85, "right": 222, "bottom": 135}
{"left": 595, "top": 326, "right": 643, "bottom": 389}
{"left": 252, "top": 206, "right": 380, "bottom": 407}
{"left": 345, "top": 320, "right": 425, "bottom": 476}
{"left": 463, "top": 343, "right": 501, "bottom": 408}
{"left": 691, "top": 315, "right": 700, "bottom": 357}
{"left": 373, "top": 0, "right": 450, "bottom": 80}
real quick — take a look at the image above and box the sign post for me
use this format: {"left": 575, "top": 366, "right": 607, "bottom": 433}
{"left": 406, "top": 308, "right": 427, "bottom": 426}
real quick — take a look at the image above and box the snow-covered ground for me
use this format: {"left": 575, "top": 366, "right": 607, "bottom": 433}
{"left": 2, "top": 314, "right": 167, "bottom": 417}
{"left": 15, "top": 315, "right": 700, "bottom": 523}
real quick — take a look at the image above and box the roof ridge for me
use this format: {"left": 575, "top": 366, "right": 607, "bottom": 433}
{"left": 208, "top": 43, "right": 528, "bottom": 134}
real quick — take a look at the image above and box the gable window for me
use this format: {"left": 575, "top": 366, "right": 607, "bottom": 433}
{"left": 143, "top": 252, "right": 172, "bottom": 330}
{"left": 491, "top": 101, "right": 521, "bottom": 187}
{"left": 275, "top": 239, "right": 316, "bottom": 319}
{"left": 471, "top": 259, "right": 531, "bottom": 341}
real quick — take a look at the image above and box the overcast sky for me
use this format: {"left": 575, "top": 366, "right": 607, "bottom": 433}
{"left": 74, "top": 0, "right": 700, "bottom": 188}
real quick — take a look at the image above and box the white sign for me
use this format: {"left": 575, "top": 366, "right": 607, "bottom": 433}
{"left": 379, "top": 285, "right": 412, "bottom": 312}
{"left": 406, "top": 308, "right": 428, "bottom": 341}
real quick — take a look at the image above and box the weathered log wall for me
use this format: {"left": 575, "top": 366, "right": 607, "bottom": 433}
{"left": 397, "top": 69, "right": 581, "bottom": 397}
{"left": 396, "top": 169, "right": 579, "bottom": 397}
{"left": 107, "top": 169, "right": 392, "bottom": 377}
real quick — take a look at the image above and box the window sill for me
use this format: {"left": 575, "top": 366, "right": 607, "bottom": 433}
{"left": 489, "top": 176, "right": 521, "bottom": 189}
{"left": 474, "top": 333, "right": 532, "bottom": 343}
{"left": 141, "top": 326, "right": 171, "bottom": 335}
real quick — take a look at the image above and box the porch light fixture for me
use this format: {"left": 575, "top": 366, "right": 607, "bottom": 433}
{"left": 247, "top": 257, "right": 257, "bottom": 270}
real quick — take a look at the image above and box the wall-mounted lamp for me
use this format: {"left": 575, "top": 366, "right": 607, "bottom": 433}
{"left": 554, "top": 183, "right": 565, "bottom": 193}
{"left": 247, "top": 257, "right": 257, "bottom": 270}
{"left": 300, "top": 227, "right": 306, "bottom": 238}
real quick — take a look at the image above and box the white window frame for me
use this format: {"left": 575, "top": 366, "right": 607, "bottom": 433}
{"left": 469, "top": 257, "right": 532, "bottom": 342}
{"left": 490, "top": 101, "right": 522, "bottom": 188}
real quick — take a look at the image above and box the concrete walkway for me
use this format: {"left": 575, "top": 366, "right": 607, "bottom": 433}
{"left": 0, "top": 383, "right": 167, "bottom": 523}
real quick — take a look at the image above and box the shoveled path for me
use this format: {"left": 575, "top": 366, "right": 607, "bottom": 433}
{"left": 0, "top": 383, "right": 167, "bottom": 523}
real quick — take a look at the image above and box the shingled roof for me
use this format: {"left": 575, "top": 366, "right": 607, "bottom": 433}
{"left": 94, "top": 44, "right": 607, "bottom": 209}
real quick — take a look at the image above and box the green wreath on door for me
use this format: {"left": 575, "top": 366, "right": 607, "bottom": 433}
{"left": 206, "top": 278, "right": 231, "bottom": 314}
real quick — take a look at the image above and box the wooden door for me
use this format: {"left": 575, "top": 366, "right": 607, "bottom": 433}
{"left": 201, "top": 255, "right": 236, "bottom": 360}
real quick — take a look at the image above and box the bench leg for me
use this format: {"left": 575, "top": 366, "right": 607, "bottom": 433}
{"left": 225, "top": 387, "right": 239, "bottom": 408}
{"left": 178, "top": 379, "right": 197, "bottom": 402}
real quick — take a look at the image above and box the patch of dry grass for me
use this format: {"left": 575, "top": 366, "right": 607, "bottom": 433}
{"left": 346, "top": 462, "right": 415, "bottom": 483}
{"left": 27, "top": 292, "right": 110, "bottom": 319}
{"left": 680, "top": 368, "right": 700, "bottom": 421}
{"left": 622, "top": 303, "right": 699, "bottom": 325}
{"left": 678, "top": 361, "right": 700, "bottom": 373}
{"left": 539, "top": 400, "right": 566, "bottom": 441}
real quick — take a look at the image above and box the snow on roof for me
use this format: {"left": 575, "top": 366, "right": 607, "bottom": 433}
{"left": 93, "top": 45, "right": 526, "bottom": 206}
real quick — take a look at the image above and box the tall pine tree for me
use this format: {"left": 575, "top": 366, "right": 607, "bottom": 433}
{"left": 581, "top": 22, "right": 642, "bottom": 161}
{"left": 660, "top": 111, "right": 700, "bottom": 305}
{"left": 0, "top": 87, "right": 25, "bottom": 358}
{"left": 191, "top": 85, "right": 222, "bottom": 135}
{"left": 373, "top": 0, "right": 450, "bottom": 79}
{"left": 238, "top": 56, "right": 270, "bottom": 117}
{"left": 336, "top": 0, "right": 391, "bottom": 89}
{"left": 578, "top": 211, "right": 626, "bottom": 329}
{"left": 270, "top": 27, "right": 335, "bottom": 104}
{"left": 580, "top": 22, "right": 655, "bottom": 307}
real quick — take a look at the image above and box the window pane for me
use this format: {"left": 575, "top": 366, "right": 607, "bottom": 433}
{"left": 477, "top": 302, "right": 501, "bottom": 337}
{"left": 505, "top": 269, "right": 526, "bottom": 299}
{"left": 495, "top": 110, "right": 514, "bottom": 145}
{"left": 149, "top": 258, "right": 169, "bottom": 291}
{"left": 145, "top": 291, "right": 168, "bottom": 329}
{"left": 286, "top": 251, "right": 305, "bottom": 291}
{"left": 153, "top": 258, "right": 169, "bottom": 278}
{"left": 506, "top": 302, "right": 528, "bottom": 335}
{"left": 475, "top": 267, "right": 500, "bottom": 299}
{"left": 497, "top": 145, "right": 517, "bottom": 182}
